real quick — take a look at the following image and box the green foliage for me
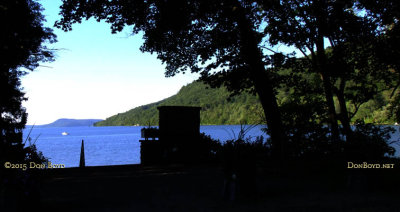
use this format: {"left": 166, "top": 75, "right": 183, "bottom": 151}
{"left": 96, "top": 78, "right": 399, "bottom": 126}
{"left": 351, "top": 90, "right": 397, "bottom": 124}
{"left": 58, "top": 0, "right": 400, "bottom": 164}
{"left": 56, "top": 0, "right": 289, "bottom": 158}
{"left": 95, "top": 81, "right": 264, "bottom": 126}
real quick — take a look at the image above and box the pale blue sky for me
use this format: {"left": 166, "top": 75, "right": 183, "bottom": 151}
{"left": 21, "top": 0, "right": 198, "bottom": 125}
{"left": 21, "top": 0, "right": 308, "bottom": 125}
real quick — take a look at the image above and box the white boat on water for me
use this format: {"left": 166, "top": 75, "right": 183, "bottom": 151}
{"left": 61, "top": 132, "right": 69, "bottom": 136}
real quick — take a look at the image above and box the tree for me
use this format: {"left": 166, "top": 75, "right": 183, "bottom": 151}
{"left": 0, "top": 0, "right": 56, "bottom": 164}
{"left": 55, "top": 0, "right": 287, "bottom": 159}
{"left": 260, "top": 0, "right": 395, "bottom": 143}
{"left": 356, "top": 0, "right": 400, "bottom": 122}
{"left": 1, "top": 1, "right": 55, "bottom": 209}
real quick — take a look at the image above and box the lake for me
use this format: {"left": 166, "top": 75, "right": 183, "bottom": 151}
{"left": 23, "top": 125, "right": 400, "bottom": 168}
{"left": 22, "top": 125, "right": 267, "bottom": 168}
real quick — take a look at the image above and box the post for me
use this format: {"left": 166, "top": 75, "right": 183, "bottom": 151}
{"left": 79, "top": 140, "right": 85, "bottom": 167}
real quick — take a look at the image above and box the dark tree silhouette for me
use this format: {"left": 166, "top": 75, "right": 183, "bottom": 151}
{"left": 54, "top": 0, "right": 399, "bottom": 160}
{"left": 1, "top": 0, "right": 56, "bottom": 164}
{"left": 55, "top": 0, "right": 287, "bottom": 159}
{"left": 260, "top": 0, "right": 399, "bottom": 143}
{"left": 357, "top": 0, "right": 400, "bottom": 122}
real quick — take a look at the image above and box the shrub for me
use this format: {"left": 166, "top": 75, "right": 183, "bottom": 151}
{"left": 345, "top": 120, "right": 396, "bottom": 160}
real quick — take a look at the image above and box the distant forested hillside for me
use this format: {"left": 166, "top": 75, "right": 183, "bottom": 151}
{"left": 95, "top": 81, "right": 264, "bottom": 126}
{"left": 95, "top": 80, "right": 397, "bottom": 127}
{"left": 39, "top": 119, "right": 104, "bottom": 127}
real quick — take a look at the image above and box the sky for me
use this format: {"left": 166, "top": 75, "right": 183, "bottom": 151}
{"left": 21, "top": 0, "right": 199, "bottom": 125}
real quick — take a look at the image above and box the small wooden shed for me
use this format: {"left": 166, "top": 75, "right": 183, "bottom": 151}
{"left": 139, "top": 106, "right": 201, "bottom": 164}
{"left": 158, "top": 106, "right": 201, "bottom": 141}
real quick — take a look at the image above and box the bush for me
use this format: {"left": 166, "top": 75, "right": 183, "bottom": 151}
{"left": 344, "top": 120, "right": 396, "bottom": 160}
{"left": 219, "top": 136, "right": 269, "bottom": 198}
{"left": 185, "top": 133, "right": 223, "bottom": 163}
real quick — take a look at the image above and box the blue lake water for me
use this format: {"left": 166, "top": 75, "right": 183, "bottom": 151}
{"left": 22, "top": 125, "right": 268, "bottom": 168}
{"left": 23, "top": 125, "right": 400, "bottom": 168}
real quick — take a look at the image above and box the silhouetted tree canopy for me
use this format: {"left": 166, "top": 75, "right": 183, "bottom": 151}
{"left": 56, "top": 0, "right": 274, "bottom": 94}
{"left": 0, "top": 0, "right": 56, "bottom": 163}
{"left": 55, "top": 0, "right": 399, "bottom": 161}
{"left": 56, "top": 0, "right": 287, "bottom": 159}
{"left": 260, "top": 0, "right": 400, "bottom": 143}
{"left": 356, "top": 0, "right": 400, "bottom": 122}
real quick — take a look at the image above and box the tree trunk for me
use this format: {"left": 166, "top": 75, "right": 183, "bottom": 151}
{"left": 235, "top": 5, "right": 286, "bottom": 161}
{"left": 336, "top": 78, "right": 353, "bottom": 141}
{"left": 316, "top": 37, "right": 340, "bottom": 141}
{"left": 252, "top": 68, "right": 286, "bottom": 160}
